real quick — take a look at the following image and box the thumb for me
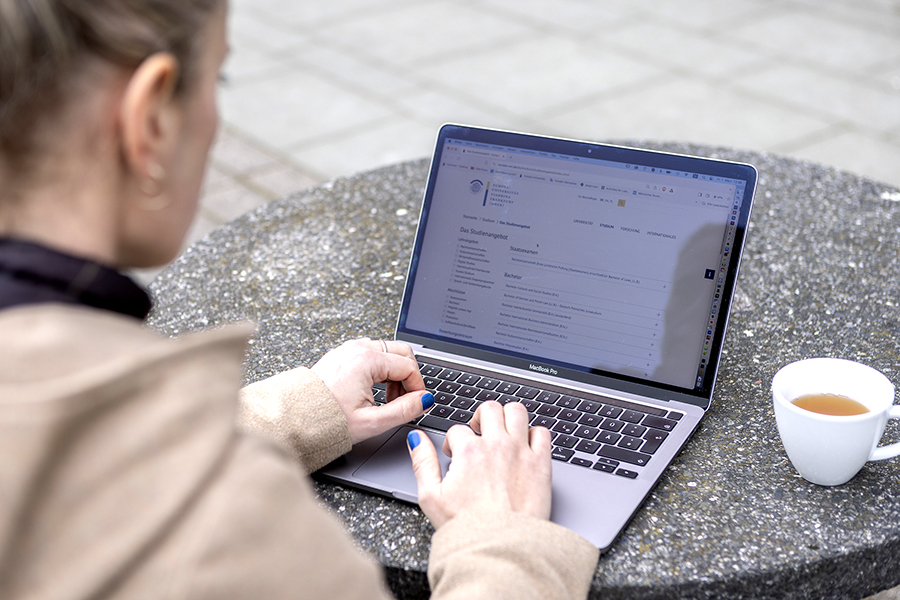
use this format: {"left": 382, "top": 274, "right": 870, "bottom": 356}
{"left": 407, "top": 429, "right": 443, "bottom": 505}
{"left": 369, "top": 391, "right": 434, "bottom": 433}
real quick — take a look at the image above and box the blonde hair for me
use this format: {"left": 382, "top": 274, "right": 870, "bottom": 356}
{"left": 0, "top": 0, "right": 222, "bottom": 169}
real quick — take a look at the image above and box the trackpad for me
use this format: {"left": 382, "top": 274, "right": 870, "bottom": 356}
{"left": 353, "top": 427, "right": 451, "bottom": 503}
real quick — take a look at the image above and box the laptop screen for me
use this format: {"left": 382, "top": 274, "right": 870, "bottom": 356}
{"left": 397, "top": 125, "right": 756, "bottom": 402}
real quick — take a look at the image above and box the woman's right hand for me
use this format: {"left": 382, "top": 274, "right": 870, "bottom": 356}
{"left": 406, "top": 401, "right": 552, "bottom": 529}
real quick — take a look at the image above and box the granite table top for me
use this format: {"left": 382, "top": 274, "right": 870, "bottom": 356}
{"left": 147, "top": 143, "right": 900, "bottom": 600}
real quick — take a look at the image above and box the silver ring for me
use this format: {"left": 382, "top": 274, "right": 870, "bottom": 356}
{"left": 380, "top": 340, "right": 389, "bottom": 353}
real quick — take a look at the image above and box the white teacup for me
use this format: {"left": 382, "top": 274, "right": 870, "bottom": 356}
{"left": 772, "top": 358, "right": 900, "bottom": 486}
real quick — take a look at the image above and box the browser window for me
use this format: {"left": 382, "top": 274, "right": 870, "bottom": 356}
{"left": 404, "top": 138, "right": 748, "bottom": 391}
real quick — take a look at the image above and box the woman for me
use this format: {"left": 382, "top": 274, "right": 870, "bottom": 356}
{"left": 0, "top": 1, "right": 598, "bottom": 598}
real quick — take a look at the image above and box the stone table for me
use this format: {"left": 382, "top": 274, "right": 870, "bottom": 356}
{"left": 147, "top": 144, "right": 900, "bottom": 600}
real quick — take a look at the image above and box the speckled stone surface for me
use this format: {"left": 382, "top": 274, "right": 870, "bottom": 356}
{"left": 147, "top": 145, "right": 900, "bottom": 600}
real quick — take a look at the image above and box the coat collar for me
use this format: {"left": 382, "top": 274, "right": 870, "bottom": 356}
{"left": 0, "top": 239, "right": 151, "bottom": 319}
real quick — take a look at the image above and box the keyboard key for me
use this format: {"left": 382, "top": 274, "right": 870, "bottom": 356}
{"left": 516, "top": 386, "right": 540, "bottom": 399}
{"left": 476, "top": 390, "right": 501, "bottom": 401}
{"left": 552, "top": 421, "right": 577, "bottom": 435}
{"left": 577, "top": 400, "right": 602, "bottom": 414}
{"left": 593, "top": 462, "right": 616, "bottom": 473}
{"left": 574, "top": 425, "right": 599, "bottom": 439}
{"left": 374, "top": 389, "right": 386, "bottom": 403}
{"left": 616, "top": 469, "right": 639, "bottom": 479}
{"left": 642, "top": 430, "right": 669, "bottom": 454}
{"left": 436, "top": 381, "right": 461, "bottom": 394}
{"left": 570, "top": 457, "right": 593, "bottom": 468}
{"left": 575, "top": 440, "right": 601, "bottom": 454}
{"left": 496, "top": 382, "right": 520, "bottom": 394}
{"left": 596, "top": 432, "right": 621, "bottom": 445}
{"left": 621, "top": 410, "right": 645, "bottom": 423}
{"left": 419, "top": 415, "right": 454, "bottom": 431}
{"left": 456, "top": 385, "right": 480, "bottom": 398}
{"left": 643, "top": 415, "right": 678, "bottom": 432}
{"left": 438, "top": 369, "right": 462, "bottom": 381}
{"left": 667, "top": 411, "right": 684, "bottom": 421}
{"left": 644, "top": 430, "right": 668, "bottom": 443}
{"left": 458, "top": 373, "right": 480, "bottom": 386}
{"left": 558, "top": 409, "right": 579, "bottom": 422}
{"left": 599, "top": 419, "right": 625, "bottom": 432}
{"left": 520, "top": 399, "right": 541, "bottom": 413}
{"left": 640, "top": 441, "right": 661, "bottom": 454}
{"left": 434, "top": 392, "right": 455, "bottom": 405}
{"left": 578, "top": 414, "right": 602, "bottom": 427}
{"left": 532, "top": 416, "right": 557, "bottom": 429}
{"left": 423, "top": 377, "right": 441, "bottom": 390}
{"left": 450, "top": 410, "right": 474, "bottom": 422}
{"left": 537, "top": 404, "right": 561, "bottom": 417}
{"left": 420, "top": 365, "right": 442, "bottom": 377}
{"left": 536, "top": 391, "right": 560, "bottom": 403}
{"left": 619, "top": 436, "right": 643, "bottom": 450}
{"left": 476, "top": 378, "right": 500, "bottom": 390}
{"left": 557, "top": 396, "right": 581, "bottom": 409}
{"left": 598, "top": 405, "right": 623, "bottom": 418}
{"left": 622, "top": 424, "right": 647, "bottom": 437}
{"left": 497, "top": 394, "right": 519, "bottom": 405}
{"left": 450, "top": 398, "right": 475, "bottom": 410}
{"left": 552, "top": 447, "right": 575, "bottom": 461}
{"left": 599, "top": 446, "right": 651, "bottom": 467}
{"left": 432, "top": 405, "right": 455, "bottom": 419}
{"left": 555, "top": 435, "right": 578, "bottom": 448}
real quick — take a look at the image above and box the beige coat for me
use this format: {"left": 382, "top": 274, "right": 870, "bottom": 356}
{"left": 0, "top": 304, "right": 599, "bottom": 599}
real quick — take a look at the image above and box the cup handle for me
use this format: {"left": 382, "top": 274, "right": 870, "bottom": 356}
{"left": 871, "top": 405, "right": 900, "bottom": 461}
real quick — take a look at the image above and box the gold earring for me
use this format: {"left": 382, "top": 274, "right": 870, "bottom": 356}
{"left": 137, "top": 163, "right": 171, "bottom": 211}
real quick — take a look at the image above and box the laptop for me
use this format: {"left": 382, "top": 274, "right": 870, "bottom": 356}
{"left": 317, "top": 124, "right": 757, "bottom": 551}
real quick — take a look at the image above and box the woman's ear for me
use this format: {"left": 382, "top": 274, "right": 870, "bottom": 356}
{"left": 119, "top": 53, "right": 181, "bottom": 189}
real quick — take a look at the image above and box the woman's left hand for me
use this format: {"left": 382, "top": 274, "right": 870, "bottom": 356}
{"left": 311, "top": 338, "right": 433, "bottom": 444}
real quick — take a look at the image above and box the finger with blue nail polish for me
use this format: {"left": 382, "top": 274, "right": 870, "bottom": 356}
{"left": 310, "top": 338, "right": 429, "bottom": 444}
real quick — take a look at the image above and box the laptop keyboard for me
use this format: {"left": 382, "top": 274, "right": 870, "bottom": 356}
{"left": 373, "top": 360, "right": 683, "bottom": 481}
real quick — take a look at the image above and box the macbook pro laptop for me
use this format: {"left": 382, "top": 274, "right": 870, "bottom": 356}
{"left": 317, "top": 124, "right": 757, "bottom": 551}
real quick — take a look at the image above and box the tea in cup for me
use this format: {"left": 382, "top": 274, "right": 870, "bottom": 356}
{"left": 772, "top": 358, "right": 900, "bottom": 486}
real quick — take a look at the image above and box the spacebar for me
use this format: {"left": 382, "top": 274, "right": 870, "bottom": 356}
{"left": 418, "top": 416, "right": 454, "bottom": 432}
{"left": 598, "top": 445, "right": 651, "bottom": 467}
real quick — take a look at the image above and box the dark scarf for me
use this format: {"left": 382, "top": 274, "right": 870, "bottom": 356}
{"left": 0, "top": 239, "right": 151, "bottom": 320}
